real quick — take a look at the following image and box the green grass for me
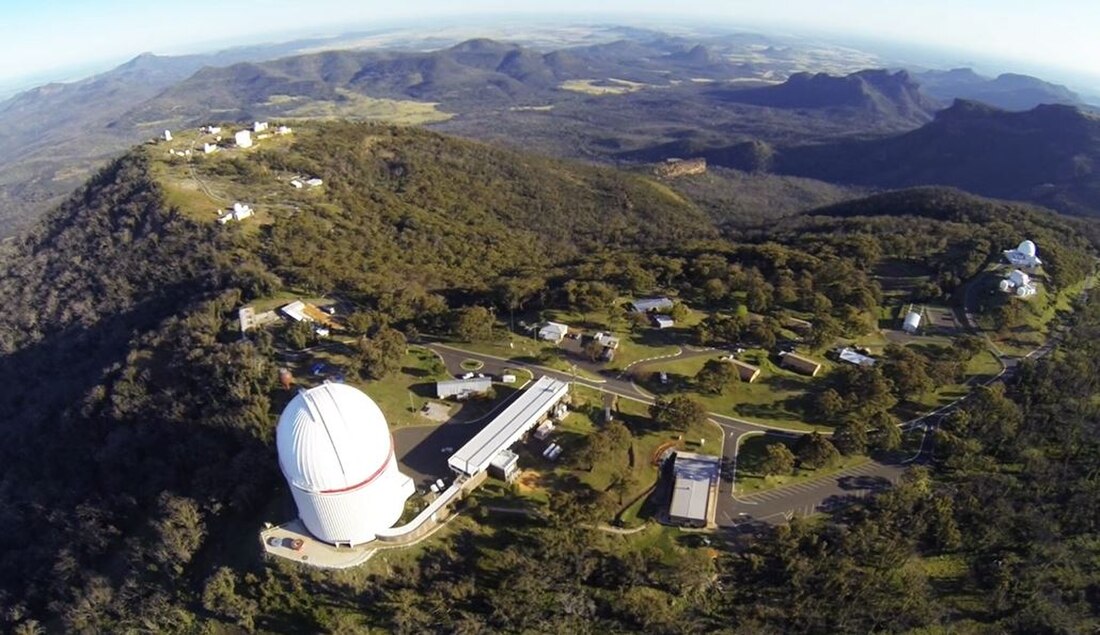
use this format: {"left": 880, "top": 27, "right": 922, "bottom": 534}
{"left": 637, "top": 350, "right": 824, "bottom": 431}
{"left": 281, "top": 345, "right": 453, "bottom": 427}
{"left": 488, "top": 384, "right": 721, "bottom": 525}
{"left": 460, "top": 359, "right": 484, "bottom": 371}
{"left": 735, "top": 433, "right": 870, "bottom": 495}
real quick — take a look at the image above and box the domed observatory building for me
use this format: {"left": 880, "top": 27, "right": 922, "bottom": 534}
{"left": 1004, "top": 240, "right": 1042, "bottom": 268}
{"left": 276, "top": 383, "right": 414, "bottom": 547}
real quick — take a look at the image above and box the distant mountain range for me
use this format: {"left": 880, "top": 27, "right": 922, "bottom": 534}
{"left": 2, "top": 30, "right": 1100, "bottom": 236}
{"left": 708, "top": 69, "right": 939, "bottom": 126}
{"left": 914, "top": 68, "right": 1084, "bottom": 111}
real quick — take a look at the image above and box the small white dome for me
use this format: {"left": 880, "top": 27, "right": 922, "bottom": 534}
{"left": 277, "top": 383, "right": 393, "bottom": 493}
{"left": 1018, "top": 240, "right": 1037, "bottom": 258}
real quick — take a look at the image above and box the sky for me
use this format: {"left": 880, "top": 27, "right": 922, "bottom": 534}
{"left": 1, "top": 0, "right": 1099, "bottom": 89}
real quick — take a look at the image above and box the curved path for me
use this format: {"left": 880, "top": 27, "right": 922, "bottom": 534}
{"left": 425, "top": 299, "right": 1061, "bottom": 530}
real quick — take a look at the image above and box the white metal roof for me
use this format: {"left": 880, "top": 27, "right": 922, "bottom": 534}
{"left": 436, "top": 376, "right": 492, "bottom": 397}
{"left": 669, "top": 452, "right": 719, "bottom": 522}
{"left": 276, "top": 383, "right": 394, "bottom": 493}
{"left": 838, "top": 347, "right": 876, "bottom": 367}
{"left": 630, "top": 297, "right": 674, "bottom": 313}
{"left": 448, "top": 375, "right": 569, "bottom": 475}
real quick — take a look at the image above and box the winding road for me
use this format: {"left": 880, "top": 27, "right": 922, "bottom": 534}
{"left": 419, "top": 274, "right": 1066, "bottom": 531}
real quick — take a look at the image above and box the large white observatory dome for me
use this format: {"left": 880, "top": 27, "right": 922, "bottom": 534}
{"left": 1018, "top": 240, "right": 1037, "bottom": 258}
{"left": 276, "top": 383, "right": 413, "bottom": 546}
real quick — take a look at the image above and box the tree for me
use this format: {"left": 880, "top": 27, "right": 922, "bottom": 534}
{"left": 285, "top": 319, "right": 314, "bottom": 350}
{"left": 202, "top": 567, "right": 258, "bottom": 631}
{"left": 355, "top": 326, "right": 407, "bottom": 379}
{"left": 695, "top": 359, "right": 739, "bottom": 394}
{"left": 794, "top": 432, "right": 840, "bottom": 469}
{"left": 868, "top": 410, "right": 902, "bottom": 452}
{"left": 760, "top": 443, "right": 796, "bottom": 477}
{"left": 583, "top": 339, "right": 606, "bottom": 362}
{"left": 882, "top": 345, "right": 934, "bottom": 399}
{"left": 649, "top": 396, "right": 707, "bottom": 432}
{"left": 814, "top": 388, "right": 846, "bottom": 423}
{"left": 832, "top": 419, "right": 868, "bottom": 456}
{"left": 346, "top": 310, "right": 385, "bottom": 335}
{"left": 453, "top": 306, "right": 494, "bottom": 342}
{"left": 150, "top": 494, "right": 205, "bottom": 575}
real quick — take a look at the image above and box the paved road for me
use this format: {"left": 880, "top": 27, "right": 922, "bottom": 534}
{"left": 420, "top": 304, "right": 1063, "bottom": 530}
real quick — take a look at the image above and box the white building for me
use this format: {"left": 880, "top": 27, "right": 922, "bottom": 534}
{"left": 651, "top": 314, "right": 675, "bottom": 329}
{"left": 903, "top": 310, "right": 922, "bottom": 334}
{"left": 280, "top": 300, "right": 310, "bottom": 322}
{"left": 448, "top": 376, "right": 569, "bottom": 476}
{"left": 537, "top": 321, "right": 569, "bottom": 343}
{"left": 1004, "top": 240, "right": 1042, "bottom": 268}
{"left": 306, "top": 178, "right": 324, "bottom": 188}
{"left": 163, "top": 130, "right": 172, "bottom": 141}
{"left": 235, "top": 129, "right": 253, "bottom": 148}
{"left": 202, "top": 125, "right": 222, "bottom": 134}
{"left": 254, "top": 121, "right": 269, "bottom": 133}
{"left": 436, "top": 376, "right": 493, "bottom": 400}
{"left": 290, "top": 179, "right": 304, "bottom": 189}
{"left": 276, "top": 125, "right": 293, "bottom": 135}
{"left": 629, "top": 297, "right": 674, "bottom": 313}
{"left": 203, "top": 143, "right": 219, "bottom": 154}
{"left": 276, "top": 383, "right": 414, "bottom": 546}
{"left": 218, "top": 202, "right": 254, "bottom": 224}
{"left": 1000, "top": 269, "right": 1038, "bottom": 298}
{"left": 838, "top": 347, "right": 876, "bottom": 367}
{"left": 668, "top": 452, "right": 720, "bottom": 528}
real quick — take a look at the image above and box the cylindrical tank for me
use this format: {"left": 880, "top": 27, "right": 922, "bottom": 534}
{"left": 903, "top": 311, "right": 922, "bottom": 333}
{"left": 276, "top": 383, "right": 413, "bottom": 546}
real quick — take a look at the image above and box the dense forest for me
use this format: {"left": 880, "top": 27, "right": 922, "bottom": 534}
{"left": 0, "top": 124, "right": 1099, "bottom": 632}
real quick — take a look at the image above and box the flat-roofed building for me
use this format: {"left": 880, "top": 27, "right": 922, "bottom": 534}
{"left": 837, "top": 347, "right": 876, "bottom": 367}
{"left": 489, "top": 449, "right": 520, "bottom": 482}
{"left": 668, "top": 452, "right": 720, "bottom": 527}
{"left": 448, "top": 376, "right": 569, "bottom": 476}
{"left": 780, "top": 351, "right": 823, "bottom": 377}
{"left": 436, "top": 376, "right": 493, "bottom": 400}
{"left": 537, "top": 321, "right": 569, "bottom": 343}
{"left": 629, "top": 297, "right": 674, "bottom": 313}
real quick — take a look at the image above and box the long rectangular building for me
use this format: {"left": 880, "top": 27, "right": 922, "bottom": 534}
{"left": 448, "top": 375, "right": 569, "bottom": 476}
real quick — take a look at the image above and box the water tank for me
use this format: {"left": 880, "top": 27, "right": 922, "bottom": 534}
{"left": 903, "top": 311, "right": 922, "bottom": 333}
{"left": 276, "top": 383, "right": 413, "bottom": 546}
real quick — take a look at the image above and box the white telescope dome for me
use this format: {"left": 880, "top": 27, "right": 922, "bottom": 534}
{"left": 276, "top": 383, "right": 413, "bottom": 546}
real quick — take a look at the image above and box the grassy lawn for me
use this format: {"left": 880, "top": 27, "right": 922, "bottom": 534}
{"left": 280, "top": 344, "right": 458, "bottom": 427}
{"left": 635, "top": 350, "right": 824, "bottom": 432}
{"left": 485, "top": 385, "right": 722, "bottom": 526}
{"left": 735, "top": 432, "right": 870, "bottom": 495}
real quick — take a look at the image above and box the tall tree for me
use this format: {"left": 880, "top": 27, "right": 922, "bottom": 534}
{"left": 760, "top": 443, "right": 796, "bottom": 477}
{"left": 795, "top": 432, "right": 840, "bottom": 469}
{"left": 649, "top": 395, "right": 707, "bottom": 432}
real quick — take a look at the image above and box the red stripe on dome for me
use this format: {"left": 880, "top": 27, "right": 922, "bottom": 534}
{"left": 319, "top": 435, "right": 396, "bottom": 494}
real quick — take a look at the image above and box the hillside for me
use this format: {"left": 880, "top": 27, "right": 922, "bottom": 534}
{"left": 0, "top": 124, "right": 719, "bottom": 628}
{"left": 769, "top": 101, "right": 1100, "bottom": 216}
{"left": 2, "top": 121, "right": 1099, "bottom": 631}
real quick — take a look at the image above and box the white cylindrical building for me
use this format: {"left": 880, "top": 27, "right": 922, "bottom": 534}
{"left": 903, "top": 311, "right": 922, "bottom": 334}
{"left": 276, "top": 383, "right": 414, "bottom": 546}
